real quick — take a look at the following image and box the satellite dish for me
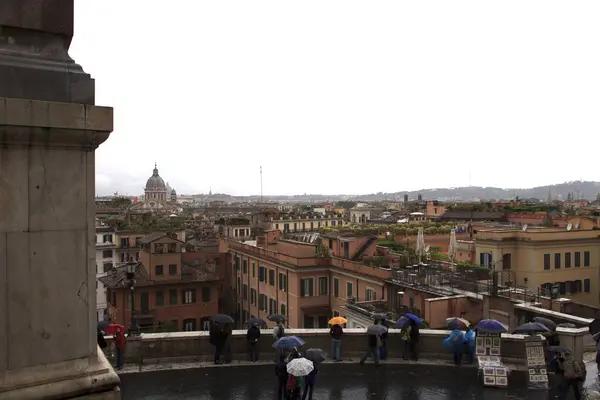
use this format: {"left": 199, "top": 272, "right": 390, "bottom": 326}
{"left": 522, "top": 224, "right": 528, "bottom": 231}
{"left": 575, "top": 223, "right": 580, "bottom": 229}
{"left": 424, "top": 245, "right": 431, "bottom": 253}
{"left": 567, "top": 223, "right": 573, "bottom": 231}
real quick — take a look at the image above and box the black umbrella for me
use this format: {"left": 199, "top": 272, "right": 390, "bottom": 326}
{"left": 533, "top": 317, "right": 556, "bottom": 331}
{"left": 268, "top": 314, "right": 286, "bottom": 323}
{"left": 513, "top": 322, "right": 550, "bottom": 335}
{"left": 589, "top": 318, "right": 600, "bottom": 336}
{"left": 98, "top": 320, "right": 109, "bottom": 332}
{"left": 304, "top": 348, "right": 327, "bottom": 363}
{"left": 246, "top": 317, "right": 267, "bottom": 328}
{"left": 212, "top": 314, "right": 235, "bottom": 324}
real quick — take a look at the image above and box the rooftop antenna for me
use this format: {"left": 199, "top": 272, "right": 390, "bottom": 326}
{"left": 260, "top": 166, "right": 263, "bottom": 202}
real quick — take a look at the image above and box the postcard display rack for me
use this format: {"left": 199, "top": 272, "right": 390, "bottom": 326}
{"left": 476, "top": 332, "right": 509, "bottom": 388}
{"left": 525, "top": 337, "right": 549, "bottom": 390}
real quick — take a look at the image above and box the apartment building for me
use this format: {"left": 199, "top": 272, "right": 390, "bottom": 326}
{"left": 114, "top": 229, "right": 186, "bottom": 264}
{"left": 95, "top": 222, "right": 117, "bottom": 321}
{"left": 101, "top": 233, "right": 223, "bottom": 331}
{"left": 214, "top": 217, "right": 252, "bottom": 240}
{"left": 224, "top": 230, "right": 389, "bottom": 329}
{"left": 269, "top": 214, "right": 347, "bottom": 234}
{"left": 476, "top": 226, "right": 600, "bottom": 306}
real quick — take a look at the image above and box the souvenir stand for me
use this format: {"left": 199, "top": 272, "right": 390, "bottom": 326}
{"left": 476, "top": 332, "right": 509, "bottom": 388}
{"left": 524, "top": 335, "right": 549, "bottom": 389}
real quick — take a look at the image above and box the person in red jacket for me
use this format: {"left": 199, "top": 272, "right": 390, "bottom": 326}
{"left": 114, "top": 327, "right": 126, "bottom": 371}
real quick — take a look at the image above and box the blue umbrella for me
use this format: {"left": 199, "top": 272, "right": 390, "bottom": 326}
{"left": 392, "top": 317, "right": 410, "bottom": 329}
{"left": 474, "top": 319, "right": 508, "bottom": 334}
{"left": 513, "top": 322, "right": 550, "bottom": 335}
{"left": 404, "top": 313, "right": 423, "bottom": 324}
{"left": 272, "top": 335, "right": 305, "bottom": 349}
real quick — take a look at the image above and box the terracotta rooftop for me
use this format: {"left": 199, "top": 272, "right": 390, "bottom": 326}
{"left": 99, "top": 262, "right": 221, "bottom": 289}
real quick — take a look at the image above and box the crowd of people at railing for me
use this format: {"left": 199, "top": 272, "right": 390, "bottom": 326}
{"left": 98, "top": 313, "right": 599, "bottom": 400}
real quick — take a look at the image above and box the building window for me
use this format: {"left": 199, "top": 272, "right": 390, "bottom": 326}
{"left": 573, "top": 280, "right": 582, "bottom": 293}
{"left": 102, "top": 249, "right": 112, "bottom": 258}
{"left": 155, "top": 291, "right": 164, "bottom": 306}
{"left": 543, "top": 254, "right": 550, "bottom": 270}
{"left": 259, "top": 294, "right": 267, "bottom": 311}
{"left": 280, "top": 303, "right": 286, "bottom": 316}
{"left": 169, "top": 289, "right": 178, "bottom": 305}
{"left": 318, "top": 277, "right": 329, "bottom": 295}
{"left": 565, "top": 252, "right": 572, "bottom": 268}
{"left": 328, "top": 239, "right": 333, "bottom": 249}
{"left": 251, "top": 289, "right": 257, "bottom": 305}
{"left": 168, "top": 264, "right": 177, "bottom": 275}
{"left": 269, "top": 269, "right": 276, "bottom": 286}
{"left": 300, "top": 278, "right": 314, "bottom": 297}
{"left": 279, "top": 273, "right": 287, "bottom": 291}
{"left": 242, "top": 284, "right": 248, "bottom": 300}
{"left": 183, "top": 289, "right": 196, "bottom": 304}
{"left": 584, "top": 251, "right": 591, "bottom": 267}
{"left": 333, "top": 278, "right": 340, "bottom": 297}
{"left": 269, "top": 298, "right": 277, "bottom": 315}
{"left": 584, "top": 278, "right": 591, "bottom": 293}
{"left": 259, "top": 266, "right": 266, "bottom": 283}
{"left": 237, "top": 277, "right": 241, "bottom": 295}
{"left": 575, "top": 252, "right": 581, "bottom": 267}
{"left": 103, "top": 263, "right": 113, "bottom": 273}
{"left": 346, "top": 282, "right": 354, "bottom": 298}
{"left": 554, "top": 253, "right": 561, "bottom": 269}
{"left": 202, "top": 287, "right": 211, "bottom": 302}
{"left": 235, "top": 257, "right": 240, "bottom": 271}
{"left": 243, "top": 260, "right": 247, "bottom": 274}
{"left": 252, "top": 262, "right": 256, "bottom": 278}
{"left": 102, "top": 234, "right": 113, "bottom": 243}
{"left": 365, "top": 287, "right": 376, "bottom": 301}
{"left": 155, "top": 265, "right": 164, "bottom": 275}
{"left": 183, "top": 319, "right": 196, "bottom": 331}
{"left": 502, "top": 254, "right": 511, "bottom": 270}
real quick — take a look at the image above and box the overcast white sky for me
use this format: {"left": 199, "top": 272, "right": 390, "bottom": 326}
{"left": 71, "top": 1, "right": 600, "bottom": 196}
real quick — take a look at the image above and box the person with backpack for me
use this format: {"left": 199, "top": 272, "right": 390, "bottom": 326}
{"left": 286, "top": 373, "right": 303, "bottom": 400}
{"left": 209, "top": 322, "right": 224, "bottom": 364}
{"left": 246, "top": 323, "right": 261, "bottom": 362}
{"left": 329, "top": 323, "right": 343, "bottom": 361}
{"left": 378, "top": 320, "right": 389, "bottom": 360}
{"left": 301, "top": 363, "right": 318, "bottom": 400}
{"left": 399, "top": 324, "right": 412, "bottom": 360}
{"left": 557, "top": 352, "right": 586, "bottom": 400}
{"left": 273, "top": 321, "right": 285, "bottom": 340}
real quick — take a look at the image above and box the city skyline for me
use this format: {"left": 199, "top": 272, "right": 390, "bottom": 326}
{"left": 70, "top": 1, "right": 600, "bottom": 196}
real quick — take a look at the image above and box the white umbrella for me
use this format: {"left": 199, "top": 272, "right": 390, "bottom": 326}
{"left": 286, "top": 357, "right": 314, "bottom": 377}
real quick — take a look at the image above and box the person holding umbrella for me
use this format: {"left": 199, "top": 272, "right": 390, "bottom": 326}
{"left": 328, "top": 316, "right": 346, "bottom": 362}
{"left": 274, "top": 355, "right": 288, "bottom": 400}
{"left": 286, "top": 358, "right": 313, "bottom": 400}
{"left": 359, "top": 324, "right": 386, "bottom": 366}
{"left": 246, "top": 322, "right": 261, "bottom": 362}
{"left": 303, "top": 349, "right": 325, "bottom": 400}
{"left": 405, "top": 313, "right": 422, "bottom": 361}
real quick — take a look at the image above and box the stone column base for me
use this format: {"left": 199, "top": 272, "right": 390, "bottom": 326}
{"left": 0, "top": 348, "right": 120, "bottom": 400}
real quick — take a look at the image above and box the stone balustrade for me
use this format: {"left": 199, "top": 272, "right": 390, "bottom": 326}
{"left": 105, "top": 327, "right": 589, "bottom": 366}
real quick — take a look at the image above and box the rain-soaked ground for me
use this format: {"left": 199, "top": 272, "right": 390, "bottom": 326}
{"left": 119, "top": 361, "right": 599, "bottom": 399}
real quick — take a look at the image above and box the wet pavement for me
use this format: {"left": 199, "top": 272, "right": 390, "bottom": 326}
{"left": 119, "top": 361, "right": 596, "bottom": 400}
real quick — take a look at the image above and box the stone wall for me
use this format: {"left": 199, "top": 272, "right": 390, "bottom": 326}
{"left": 105, "top": 327, "right": 589, "bottom": 365}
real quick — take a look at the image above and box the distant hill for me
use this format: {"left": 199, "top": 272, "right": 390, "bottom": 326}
{"left": 186, "top": 181, "right": 600, "bottom": 202}
{"left": 396, "top": 181, "right": 600, "bottom": 202}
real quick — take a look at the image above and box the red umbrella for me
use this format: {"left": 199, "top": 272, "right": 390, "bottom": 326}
{"left": 103, "top": 324, "right": 125, "bottom": 335}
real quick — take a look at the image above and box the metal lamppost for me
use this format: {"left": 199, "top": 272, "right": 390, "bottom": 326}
{"left": 125, "top": 258, "right": 139, "bottom": 336}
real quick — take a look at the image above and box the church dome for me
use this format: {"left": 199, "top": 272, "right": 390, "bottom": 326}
{"left": 145, "top": 164, "right": 166, "bottom": 190}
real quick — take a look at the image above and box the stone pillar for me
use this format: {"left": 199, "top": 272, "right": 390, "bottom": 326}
{"left": 557, "top": 327, "right": 587, "bottom": 361}
{"left": 0, "top": 1, "right": 120, "bottom": 398}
